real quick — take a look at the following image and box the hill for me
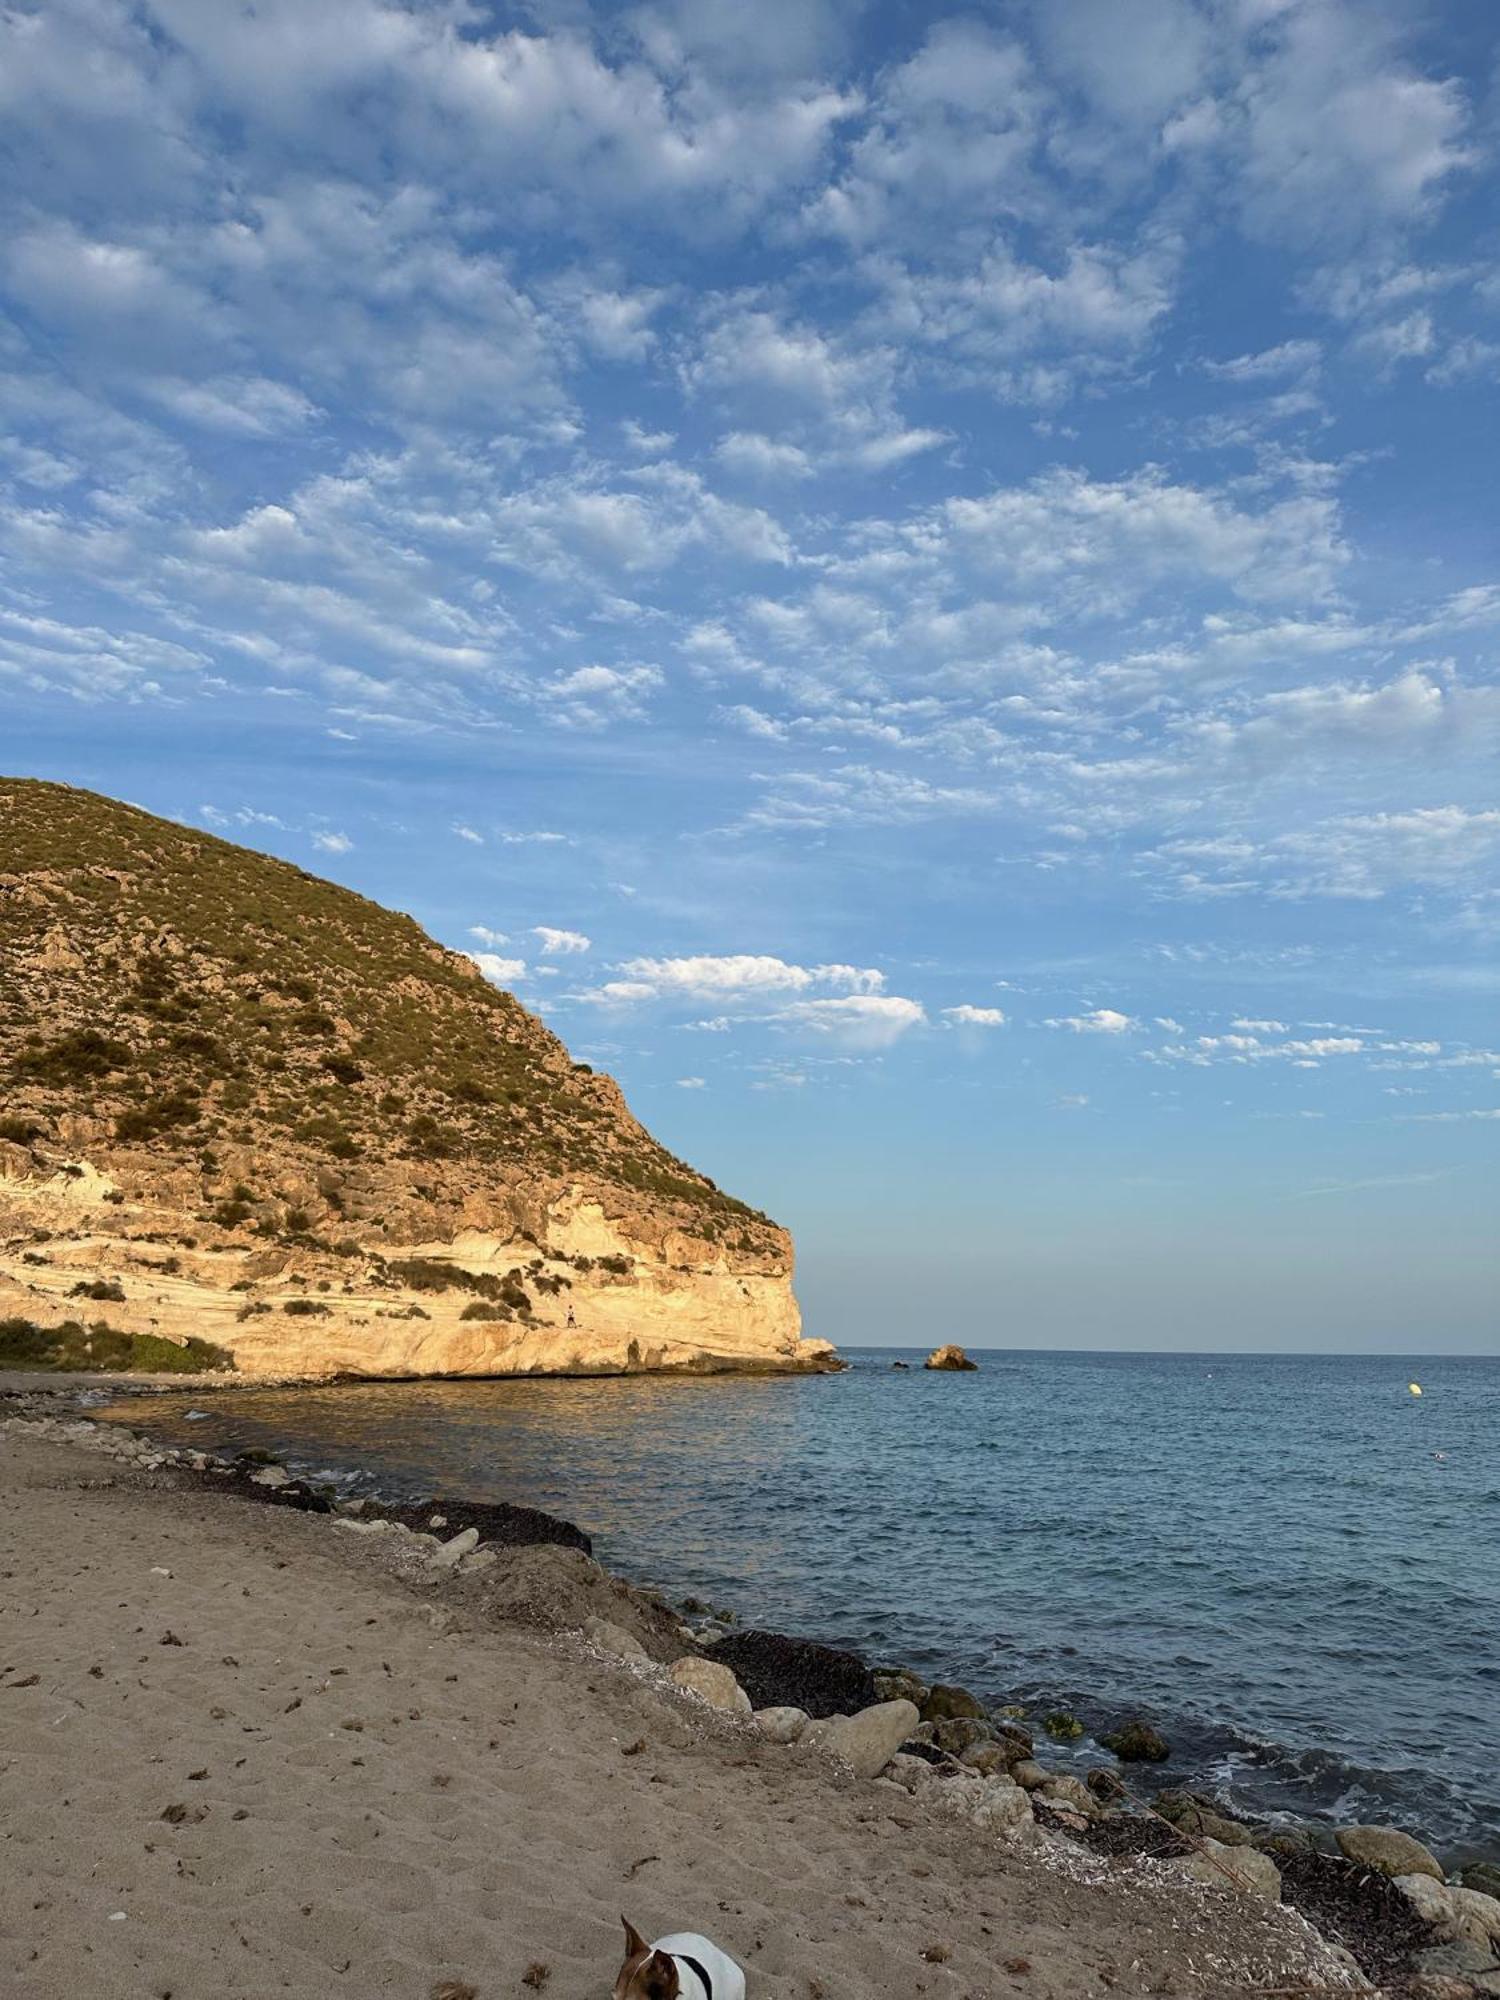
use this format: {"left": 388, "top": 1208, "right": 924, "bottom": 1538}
{"left": 0, "top": 778, "right": 835, "bottom": 1377}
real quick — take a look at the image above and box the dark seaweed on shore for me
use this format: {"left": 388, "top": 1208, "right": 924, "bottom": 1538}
{"left": 1276, "top": 1851, "right": 1438, "bottom": 1986}
{"left": 707, "top": 1628, "right": 877, "bottom": 1718}
{"left": 1034, "top": 1803, "right": 1190, "bottom": 1861}
{"left": 207, "top": 1457, "right": 591, "bottom": 1553}
{"left": 381, "top": 1495, "right": 591, "bottom": 1554}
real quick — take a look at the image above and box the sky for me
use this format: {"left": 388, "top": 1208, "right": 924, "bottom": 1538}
{"left": 1, "top": 0, "right": 1498, "bottom": 1353}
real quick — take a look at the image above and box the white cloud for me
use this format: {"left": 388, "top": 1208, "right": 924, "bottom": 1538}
{"left": 540, "top": 663, "right": 664, "bottom": 728}
{"left": 1203, "top": 341, "right": 1322, "bottom": 383}
{"left": 469, "top": 952, "right": 527, "bottom": 985}
{"left": 1046, "top": 1007, "right": 1138, "bottom": 1034}
{"left": 714, "top": 432, "right": 814, "bottom": 481}
{"left": 453, "top": 824, "right": 484, "bottom": 845}
{"left": 943, "top": 1004, "right": 1007, "bottom": 1026}
{"left": 469, "top": 925, "right": 510, "bottom": 947}
{"left": 311, "top": 829, "right": 353, "bottom": 853}
{"left": 675, "top": 1076, "right": 707, "bottom": 1089}
{"left": 532, "top": 925, "right": 591, "bottom": 955}
{"left": 777, "top": 993, "right": 926, "bottom": 1046}
{"left": 944, "top": 468, "right": 1347, "bottom": 606}
{"left": 1235, "top": 3, "right": 1476, "bottom": 248}
{"left": 596, "top": 955, "right": 885, "bottom": 1002}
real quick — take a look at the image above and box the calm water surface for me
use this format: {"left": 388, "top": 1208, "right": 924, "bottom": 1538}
{"left": 101, "top": 1348, "right": 1500, "bottom": 1860}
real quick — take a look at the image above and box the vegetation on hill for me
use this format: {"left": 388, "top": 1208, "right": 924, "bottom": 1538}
{"left": 0, "top": 778, "right": 775, "bottom": 1248}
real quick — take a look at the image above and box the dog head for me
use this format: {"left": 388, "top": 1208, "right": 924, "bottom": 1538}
{"left": 614, "top": 1917, "right": 680, "bottom": 2000}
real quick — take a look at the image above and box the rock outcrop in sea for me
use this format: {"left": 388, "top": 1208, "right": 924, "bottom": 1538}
{"left": 924, "top": 1343, "right": 978, "bottom": 1370}
{"left": 0, "top": 779, "right": 837, "bottom": 1380}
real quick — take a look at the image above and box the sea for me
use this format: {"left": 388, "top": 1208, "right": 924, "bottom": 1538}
{"left": 98, "top": 1347, "right": 1500, "bottom": 1864}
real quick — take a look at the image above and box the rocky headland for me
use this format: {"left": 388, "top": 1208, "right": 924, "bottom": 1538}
{"left": 0, "top": 779, "right": 837, "bottom": 1381}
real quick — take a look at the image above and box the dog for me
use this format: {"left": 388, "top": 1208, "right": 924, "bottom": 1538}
{"left": 614, "top": 1916, "right": 746, "bottom": 2000}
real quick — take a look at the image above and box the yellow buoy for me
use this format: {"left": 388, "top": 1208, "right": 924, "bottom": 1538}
{"left": 1408, "top": 1382, "right": 1423, "bottom": 1397}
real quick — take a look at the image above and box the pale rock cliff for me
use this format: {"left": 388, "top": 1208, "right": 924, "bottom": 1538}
{"left": 0, "top": 779, "right": 839, "bottom": 1380}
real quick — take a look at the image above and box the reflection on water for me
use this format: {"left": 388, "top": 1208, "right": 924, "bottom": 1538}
{"left": 99, "top": 1347, "right": 1500, "bottom": 1856}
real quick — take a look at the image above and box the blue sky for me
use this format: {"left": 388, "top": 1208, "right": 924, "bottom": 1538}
{"left": 2, "top": 0, "right": 1498, "bottom": 1351}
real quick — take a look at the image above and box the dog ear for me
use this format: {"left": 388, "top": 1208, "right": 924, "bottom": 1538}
{"left": 621, "top": 1915, "right": 649, "bottom": 1960}
{"left": 645, "top": 1951, "right": 680, "bottom": 1999}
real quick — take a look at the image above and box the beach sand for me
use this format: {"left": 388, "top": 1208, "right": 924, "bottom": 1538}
{"left": 1, "top": 1421, "right": 1362, "bottom": 1999}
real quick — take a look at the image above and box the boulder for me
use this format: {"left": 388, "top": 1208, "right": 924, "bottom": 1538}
{"left": 873, "top": 1669, "right": 929, "bottom": 1707}
{"left": 1099, "top": 1719, "right": 1170, "bottom": 1762}
{"left": 1087, "top": 1766, "right": 1126, "bottom": 1803}
{"left": 1042, "top": 1710, "right": 1084, "bottom": 1740}
{"left": 921, "top": 1683, "right": 986, "bottom": 1723}
{"left": 1412, "top": 1943, "right": 1500, "bottom": 1982}
{"left": 1454, "top": 1889, "right": 1500, "bottom": 1945}
{"left": 669, "top": 1656, "right": 752, "bottom": 1716}
{"left": 583, "top": 1616, "right": 648, "bottom": 1662}
{"left": 961, "top": 1741, "right": 1021, "bottom": 1778}
{"left": 752, "top": 1706, "right": 809, "bottom": 1745}
{"left": 1175, "top": 1838, "right": 1283, "bottom": 1903}
{"left": 428, "top": 1527, "right": 480, "bottom": 1569}
{"left": 802, "top": 1698, "right": 920, "bottom": 1780}
{"left": 923, "top": 1344, "right": 978, "bottom": 1371}
{"left": 1154, "top": 1790, "right": 1253, "bottom": 1846}
{"left": 932, "top": 1716, "right": 993, "bottom": 1757}
{"left": 1039, "top": 1775, "right": 1099, "bottom": 1817}
{"left": 883, "top": 1752, "right": 934, "bottom": 1793}
{"left": 971, "top": 1778, "right": 1033, "bottom": 1836}
{"left": 248, "top": 1464, "right": 291, "bottom": 1488}
{"left": 1463, "top": 1865, "right": 1500, "bottom": 1902}
{"left": 1336, "top": 1824, "right": 1445, "bottom": 1882}
{"left": 1011, "top": 1760, "right": 1049, "bottom": 1792}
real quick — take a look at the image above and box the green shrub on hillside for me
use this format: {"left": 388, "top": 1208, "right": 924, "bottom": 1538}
{"left": 0, "top": 1315, "right": 233, "bottom": 1373}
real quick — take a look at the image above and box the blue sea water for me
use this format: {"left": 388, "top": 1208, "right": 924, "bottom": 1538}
{"left": 100, "top": 1348, "right": 1500, "bottom": 1861}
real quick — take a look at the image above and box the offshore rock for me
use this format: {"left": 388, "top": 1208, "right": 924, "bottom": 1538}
{"left": 923, "top": 1344, "right": 978, "bottom": 1370}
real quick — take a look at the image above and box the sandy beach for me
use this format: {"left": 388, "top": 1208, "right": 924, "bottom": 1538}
{"left": 0, "top": 1405, "right": 1381, "bottom": 2000}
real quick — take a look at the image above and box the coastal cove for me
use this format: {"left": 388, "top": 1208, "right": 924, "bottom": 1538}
{"left": 91, "top": 1345, "right": 1500, "bottom": 1866}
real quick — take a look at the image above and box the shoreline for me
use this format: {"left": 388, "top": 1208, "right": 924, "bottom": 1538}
{"left": 5, "top": 1379, "right": 1499, "bottom": 1995}
{"left": 26, "top": 1366, "right": 1494, "bottom": 1875}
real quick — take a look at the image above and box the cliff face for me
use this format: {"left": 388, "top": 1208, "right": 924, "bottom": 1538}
{"left": 0, "top": 780, "right": 836, "bottom": 1379}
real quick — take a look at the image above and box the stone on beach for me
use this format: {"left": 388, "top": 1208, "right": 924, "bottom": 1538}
{"left": 931, "top": 1715, "right": 993, "bottom": 1756}
{"left": 428, "top": 1527, "right": 480, "bottom": 1568}
{"left": 1392, "top": 1875, "right": 1500, "bottom": 1950}
{"left": 1038, "top": 1775, "right": 1100, "bottom": 1818}
{"left": 1154, "top": 1791, "right": 1255, "bottom": 1847}
{"left": 920, "top": 1682, "right": 986, "bottom": 1723}
{"left": 583, "top": 1616, "right": 648, "bottom": 1662}
{"left": 752, "top": 1705, "right": 809, "bottom": 1745}
{"left": 669, "top": 1656, "right": 752, "bottom": 1715}
{"left": 961, "top": 1740, "right": 1020, "bottom": 1777}
{"left": 872, "top": 1668, "right": 929, "bottom": 1707}
{"left": 1336, "top": 1824, "right": 1445, "bottom": 1882}
{"left": 802, "top": 1698, "right": 920, "bottom": 1780}
{"left": 1173, "top": 1838, "right": 1283, "bottom": 1903}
